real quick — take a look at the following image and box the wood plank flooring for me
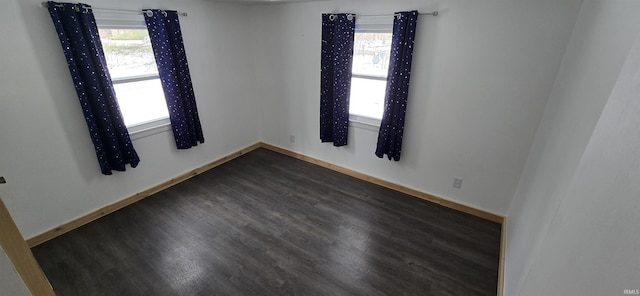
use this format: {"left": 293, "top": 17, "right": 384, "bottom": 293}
{"left": 32, "top": 148, "right": 501, "bottom": 295}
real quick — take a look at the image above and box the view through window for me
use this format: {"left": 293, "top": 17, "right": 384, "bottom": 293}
{"left": 98, "top": 28, "right": 169, "bottom": 128}
{"left": 350, "top": 31, "right": 392, "bottom": 122}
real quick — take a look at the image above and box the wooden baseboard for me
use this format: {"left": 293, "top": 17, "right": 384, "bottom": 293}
{"left": 26, "top": 143, "right": 262, "bottom": 248}
{"left": 259, "top": 142, "right": 505, "bottom": 224}
{"left": 0, "top": 198, "right": 55, "bottom": 295}
{"left": 497, "top": 218, "right": 506, "bottom": 296}
{"left": 28, "top": 140, "right": 504, "bottom": 245}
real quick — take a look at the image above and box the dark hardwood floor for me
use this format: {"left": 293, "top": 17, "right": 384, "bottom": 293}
{"left": 32, "top": 148, "right": 501, "bottom": 296}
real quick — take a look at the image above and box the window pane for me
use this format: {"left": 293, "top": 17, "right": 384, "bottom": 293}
{"left": 113, "top": 79, "right": 169, "bottom": 127}
{"left": 349, "top": 77, "right": 386, "bottom": 120}
{"left": 99, "top": 29, "right": 158, "bottom": 79}
{"left": 352, "top": 32, "right": 392, "bottom": 77}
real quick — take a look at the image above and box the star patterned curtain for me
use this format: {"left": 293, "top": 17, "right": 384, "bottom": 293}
{"left": 320, "top": 13, "right": 356, "bottom": 147}
{"left": 47, "top": 1, "right": 140, "bottom": 175}
{"left": 375, "top": 11, "right": 419, "bottom": 161}
{"left": 144, "top": 9, "right": 204, "bottom": 149}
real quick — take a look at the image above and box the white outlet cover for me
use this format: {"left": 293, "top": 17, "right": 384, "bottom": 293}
{"left": 453, "top": 177, "right": 463, "bottom": 188}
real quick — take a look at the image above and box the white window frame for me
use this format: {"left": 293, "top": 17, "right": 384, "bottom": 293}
{"left": 95, "top": 12, "right": 171, "bottom": 139}
{"left": 349, "top": 23, "right": 393, "bottom": 129}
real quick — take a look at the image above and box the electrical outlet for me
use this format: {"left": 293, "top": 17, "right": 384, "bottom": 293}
{"left": 453, "top": 177, "right": 463, "bottom": 189}
{"left": 290, "top": 135, "right": 295, "bottom": 143}
{"left": 0, "top": 176, "right": 6, "bottom": 184}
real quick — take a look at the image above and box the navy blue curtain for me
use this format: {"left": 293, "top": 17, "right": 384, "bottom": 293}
{"left": 320, "top": 13, "right": 356, "bottom": 147}
{"left": 47, "top": 1, "right": 140, "bottom": 175}
{"left": 144, "top": 10, "right": 204, "bottom": 149}
{"left": 375, "top": 11, "right": 419, "bottom": 161}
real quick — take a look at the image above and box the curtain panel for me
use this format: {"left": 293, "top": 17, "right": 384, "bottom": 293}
{"left": 320, "top": 13, "right": 356, "bottom": 147}
{"left": 144, "top": 10, "right": 204, "bottom": 149}
{"left": 47, "top": 1, "right": 140, "bottom": 175}
{"left": 375, "top": 11, "right": 419, "bottom": 161}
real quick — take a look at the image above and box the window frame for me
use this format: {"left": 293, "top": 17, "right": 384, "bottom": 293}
{"left": 349, "top": 25, "right": 393, "bottom": 128}
{"left": 95, "top": 13, "right": 171, "bottom": 138}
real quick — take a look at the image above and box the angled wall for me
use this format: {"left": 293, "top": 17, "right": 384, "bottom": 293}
{"left": 520, "top": 28, "right": 640, "bottom": 296}
{"left": 505, "top": 1, "right": 640, "bottom": 294}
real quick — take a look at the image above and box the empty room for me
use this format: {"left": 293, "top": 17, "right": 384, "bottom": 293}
{"left": 1, "top": 0, "right": 639, "bottom": 295}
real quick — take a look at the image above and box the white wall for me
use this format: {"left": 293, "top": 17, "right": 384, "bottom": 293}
{"left": 519, "top": 29, "right": 640, "bottom": 296}
{"left": 504, "top": 1, "right": 640, "bottom": 294}
{"left": 3, "top": 0, "right": 636, "bottom": 293}
{"left": 0, "top": 0, "right": 259, "bottom": 238}
{"left": 0, "top": 246, "right": 31, "bottom": 296}
{"left": 250, "top": 0, "right": 581, "bottom": 215}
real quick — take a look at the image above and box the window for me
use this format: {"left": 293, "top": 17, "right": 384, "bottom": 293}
{"left": 97, "top": 16, "right": 170, "bottom": 134}
{"left": 349, "top": 28, "right": 393, "bottom": 126}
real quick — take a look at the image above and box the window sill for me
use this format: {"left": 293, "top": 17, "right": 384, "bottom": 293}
{"left": 128, "top": 118, "right": 171, "bottom": 140}
{"left": 349, "top": 114, "right": 381, "bottom": 132}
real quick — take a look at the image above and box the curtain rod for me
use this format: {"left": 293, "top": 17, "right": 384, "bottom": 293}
{"left": 327, "top": 11, "right": 438, "bottom": 21}
{"left": 40, "top": 2, "right": 188, "bottom": 17}
{"left": 358, "top": 11, "right": 438, "bottom": 17}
